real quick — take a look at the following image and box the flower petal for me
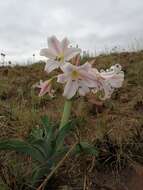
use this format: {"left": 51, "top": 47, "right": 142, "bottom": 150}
{"left": 61, "top": 37, "right": 70, "bottom": 52}
{"left": 107, "top": 73, "right": 124, "bottom": 88}
{"left": 40, "top": 48, "right": 56, "bottom": 59}
{"left": 80, "top": 78, "right": 96, "bottom": 88}
{"left": 79, "top": 70, "right": 98, "bottom": 87}
{"left": 78, "top": 81, "right": 90, "bottom": 96}
{"left": 57, "top": 73, "right": 69, "bottom": 84}
{"left": 110, "top": 64, "right": 122, "bottom": 73}
{"left": 64, "top": 47, "right": 81, "bottom": 61}
{"left": 79, "top": 62, "right": 92, "bottom": 72}
{"left": 99, "top": 64, "right": 124, "bottom": 90}
{"left": 100, "top": 81, "right": 114, "bottom": 100}
{"left": 39, "top": 85, "right": 50, "bottom": 96}
{"left": 45, "top": 59, "right": 60, "bottom": 73}
{"left": 63, "top": 79, "right": 78, "bottom": 99}
{"left": 61, "top": 62, "right": 74, "bottom": 73}
{"left": 48, "top": 36, "right": 61, "bottom": 55}
{"left": 100, "top": 64, "right": 123, "bottom": 78}
{"left": 37, "top": 80, "right": 51, "bottom": 97}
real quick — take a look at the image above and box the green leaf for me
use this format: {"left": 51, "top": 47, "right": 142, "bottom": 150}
{"left": 41, "top": 115, "right": 56, "bottom": 144}
{"left": 32, "top": 139, "right": 56, "bottom": 159}
{"left": 74, "top": 142, "right": 99, "bottom": 156}
{"left": 31, "top": 165, "right": 50, "bottom": 186}
{"left": 55, "top": 122, "right": 75, "bottom": 149}
{"left": 41, "top": 115, "right": 51, "bottom": 136}
{"left": 52, "top": 146, "right": 69, "bottom": 162}
{"left": 31, "top": 139, "right": 50, "bottom": 159}
{"left": 0, "top": 139, "right": 46, "bottom": 163}
{"left": 28, "top": 127, "right": 44, "bottom": 143}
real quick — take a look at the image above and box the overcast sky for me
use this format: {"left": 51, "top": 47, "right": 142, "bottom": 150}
{"left": 0, "top": 0, "right": 143, "bottom": 62}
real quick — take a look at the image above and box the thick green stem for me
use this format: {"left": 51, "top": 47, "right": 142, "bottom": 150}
{"left": 59, "top": 99, "right": 72, "bottom": 129}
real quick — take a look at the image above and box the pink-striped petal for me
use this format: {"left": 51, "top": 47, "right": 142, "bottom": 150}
{"left": 79, "top": 62, "right": 92, "bottom": 72}
{"left": 40, "top": 48, "right": 56, "bottom": 59}
{"left": 78, "top": 81, "right": 90, "bottom": 96}
{"left": 100, "top": 81, "right": 114, "bottom": 100}
{"left": 45, "top": 59, "right": 60, "bottom": 73}
{"left": 81, "top": 78, "right": 99, "bottom": 88}
{"left": 63, "top": 79, "right": 78, "bottom": 99}
{"left": 57, "top": 73, "right": 69, "bottom": 84}
{"left": 64, "top": 47, "right": 81, "bottom": 61}
{"left": 79, "top": 70, "right": 98, "bottom": 87}
{"left": 107, "top": 73, "right": 124, "bottom": 88}
{"left": 48, "top": 36, "right": 62, "bottom": 55}
{"left": 38, "top": 80, "right": 51, "bottom": 97}
{"left": 61, "top": 37, "right": 70, "bottom": 52}
{"left": 61, "top": 62, "right": 74, "bottom": 73}
{"left": 78, "top": 86, "right": 90, "bottom": 96}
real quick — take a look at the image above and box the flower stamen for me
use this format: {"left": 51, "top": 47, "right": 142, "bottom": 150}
{"left": 55, "top": 53, "right": 65, "bottom": 62}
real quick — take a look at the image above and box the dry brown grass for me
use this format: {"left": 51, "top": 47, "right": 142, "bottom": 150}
{"left": 0, "top": 51, "right": 143, "bottom": 189}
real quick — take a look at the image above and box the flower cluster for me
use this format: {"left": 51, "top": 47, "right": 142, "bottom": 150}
{"left": 38, "top": 36, "right": 124, "bottom": 100}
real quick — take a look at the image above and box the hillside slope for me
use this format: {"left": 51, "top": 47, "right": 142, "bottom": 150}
{"left": 0, "top": 51, "right": 143, "bottom": 190}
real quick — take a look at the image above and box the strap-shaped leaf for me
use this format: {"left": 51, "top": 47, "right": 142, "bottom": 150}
{"left": 52, "top": 146, "right": 68, "bottom": 162}
{"left": 31, "top": 165, "right": 50, "bottom": 186}
{"left": 31, "top": 139, "right": 50, "bottom": 159}
{"left": 74, "top": 142, "right": 99, "bottom": 156}
{"left": 41, "top": 117, "right": 57, "bottom": 157}
{"left": 31, "top": 139, "right": 56, "bottom": 159}
{"left": 55, "top": 122, "right": 75, "bottom": 149}
{"left": 28, "top": 127, "right": 44, "bottom": 143}
{"left": 41, "top": 115, "right": 51, "bottom": 136}
{"left": 41, "top": 115, "right": 56, "bottom": 144}
{"left": 0, "top": 139, "right": 46, "bottom": 163}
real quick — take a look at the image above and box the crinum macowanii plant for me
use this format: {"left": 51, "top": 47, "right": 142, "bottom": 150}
{"left": 0, "top": 36, "right": 124, "bottom": 189}
{"left": 38, "top": 35, "right": 124, "bottom": 129}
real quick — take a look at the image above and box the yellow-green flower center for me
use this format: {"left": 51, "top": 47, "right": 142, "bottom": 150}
{"left": 56, "top": 53, "right": 65, "bottom": 62}
{"left": 71, "top": 70, "right": 80, "bottom": 80}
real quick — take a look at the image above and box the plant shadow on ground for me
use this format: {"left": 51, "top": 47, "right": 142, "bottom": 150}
{"left": 0, "top": 51, "right": 143, "bottom": 189}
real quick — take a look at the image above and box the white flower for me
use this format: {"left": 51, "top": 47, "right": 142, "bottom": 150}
{"left": 91, "top": 64, "right": 124, "bottom": 99}
{"left": 57, "top": 62, "right": 96, "bottom": 99}
{"left": 35, "top": 79, "right": 54, "bottom": 97}
{"left": 40, "top": 36, "right": 81, "bottom": 73}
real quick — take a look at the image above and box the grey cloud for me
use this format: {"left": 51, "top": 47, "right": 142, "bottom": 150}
{"left": 0, "top": 0, "right": 143, "bottom": 62}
